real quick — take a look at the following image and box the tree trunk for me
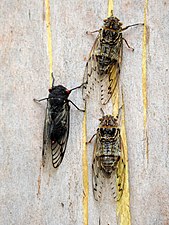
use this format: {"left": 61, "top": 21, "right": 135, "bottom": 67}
{"left": 0, "top": 0, "right": 168, "bottom": 224}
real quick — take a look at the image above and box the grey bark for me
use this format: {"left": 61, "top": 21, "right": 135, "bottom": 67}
{"left": 0, "top": 0, "right": 168, "bottom": 225}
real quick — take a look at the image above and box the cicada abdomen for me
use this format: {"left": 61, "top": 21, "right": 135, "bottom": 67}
{"left": 90, "top": 114, "right": 125, "bottom": 201}
{"left": 83, "top": 13, "right": 143, "bottom": 105}
{"left": 34, "top": 74, "right": 84, "bottom": 168}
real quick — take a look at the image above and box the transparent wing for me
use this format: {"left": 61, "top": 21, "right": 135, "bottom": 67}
{"left": 100, "top": 40, "right": 123, "bottom": 105}
{"left": 42, "top": 102, "right": 51, "bottom": 167}
{"left": 51, "top": 104, "right": 70, "bottom": 168}
{"left": 92, "top": 136, "right": 104, "bottom": 201}
{"left": 83, "top": 33, "right": 123, "bottom": 105}
{"left": 82, "top": 36, "right": 100, "bottom": 101}
{"left": 115, "top": 139, "right": 125, "bottom": 201}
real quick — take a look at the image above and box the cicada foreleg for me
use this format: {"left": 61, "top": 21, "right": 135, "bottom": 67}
{"left": 122, "top": 23, "right": 144, "bottom": 31}
{"left": 86, "top": 29, "right": 101, "bottom": 35}
{"left": 70, "top": 82, "right": 87, "bottom": 91}
{"left": 68, "top": 100, "right": 85, "bottom": 112}
{"left": 122, "top": 22, "right": 144, "bottom": 51}
{"left": 122, "top": 37, "right": 134, "bottom": 51}
{"left": 86, "top": 133, "right": 97, "bottom": 144}
{"left": 33, "top": 97, "right": 49, "bottom": 102}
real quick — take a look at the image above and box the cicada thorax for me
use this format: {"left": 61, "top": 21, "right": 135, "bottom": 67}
{"left": 48, "top": 85, "right": 69, "bottom": 107}
{"left": 95, "top": 29, "right": 122, "bottom": 76}
{"left": 96, "top": 126, "right": 121, "bottom": 178}
{"left": 101, "top": 29, "right": 120, "bottom": 44}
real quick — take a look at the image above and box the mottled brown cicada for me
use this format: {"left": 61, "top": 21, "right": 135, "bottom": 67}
{"left": 87, "top": 110, "right": 125, "bottom": 201}
{"left": 83, "top": 12, "right": 143, "bottom": 105}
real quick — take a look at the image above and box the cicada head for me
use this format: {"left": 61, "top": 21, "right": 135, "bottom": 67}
{"left": 103, "top": 16, "right": 123, "bottom": 31}
{"left": 99, "top": 115, "right": 118, "bottom": 127}
{"left": 49, "top": 85, "right": 71, "bottom": 99}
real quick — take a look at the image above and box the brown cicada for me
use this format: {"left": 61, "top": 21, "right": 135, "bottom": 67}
{"left": 83, "top": 12, "right": 143, "bottom": 105}
{"left": 87, "top": 109, "right": 125, "bottom": 201}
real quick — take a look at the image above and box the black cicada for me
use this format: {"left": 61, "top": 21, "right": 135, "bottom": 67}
{"left": 87, "top": 110, "right": 125, "bottom": 201}
{"left": 83, "top": 12, "right": 143, "bottom": 105}
{"left": 34, "top": 74, "right": 84, "bottom": 168}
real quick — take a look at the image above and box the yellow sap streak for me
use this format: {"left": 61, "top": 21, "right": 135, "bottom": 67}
{"left": 108, "top": 0, "right": 114, "bottom": 16}
{"left": 116, "top": 98, "right": 131, "bottom": 225}
{"left": 142, "top": 0, "right": 148, "bottom": 160}
{"left": 108, "top": 1, "right": 131, "bottom": 224}
{"left": 82, "top": 109, "right": 88, "bottom": 225}
{"left": 45, "top": 0, "right": 53, "bottom": 87}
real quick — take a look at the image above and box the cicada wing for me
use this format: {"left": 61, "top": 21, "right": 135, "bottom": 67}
{"left": 100, "top": 38, "right": 123, "bottom": 105}
{"left": 100, "top": 64, "right": 119, "bottom": 105}
{"left": 51, "top": 104, "right": 70, "bottom": 168}
{"left": 42, "top": 102, "right": 51, "bottom": 167}
{"left": 82, "top": 36, "right": 100, "bottom": 101}
{"left": 116, "top": 139, "right": 125, "bottom": 201}
{"left": 92, "top": 136, "right": 104, "bottom": 201}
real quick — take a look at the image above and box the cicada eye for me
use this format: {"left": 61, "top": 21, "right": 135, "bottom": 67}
{"left": 48, "top": 88, "right": 52, "bottom": 93}
{"left": 114, "top": 17, "right": 119, "bottom": 21}
{"left": 66, "top": 89, "right": 71, "bottom": 94}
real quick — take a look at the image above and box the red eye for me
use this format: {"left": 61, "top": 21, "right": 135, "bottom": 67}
{"left": 48, "top": 88, "right": 52, "bottom": 93}
{"left": 66, "top": 89, "right": 71, "bottom": 94}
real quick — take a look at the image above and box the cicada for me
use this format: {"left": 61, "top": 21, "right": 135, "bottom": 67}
{"left": 83, "top": 12, "right": 143, "bottom": 105}
{"left": 87, "top": 110, "right": 125, "bottom": 201}
{"left": 34, "top": 74, "right": 84, "bottom": 168}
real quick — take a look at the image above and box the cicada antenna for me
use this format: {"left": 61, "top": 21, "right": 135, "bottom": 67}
{"left": 110, "top": 9, "right": 113, "bottom": 16}
{"left": 51, "top": 72, "right": 55, "bottom": 88}
{"left": 104, "top": 10, "right": 113, "bottom": 22}
{"left": 100, "top": 108, "right": 105, "bottom": 117}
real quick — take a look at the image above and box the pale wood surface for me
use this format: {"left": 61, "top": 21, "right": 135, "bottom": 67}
{"left": 0, "top": 0, "right": 169, "bottom": 225}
